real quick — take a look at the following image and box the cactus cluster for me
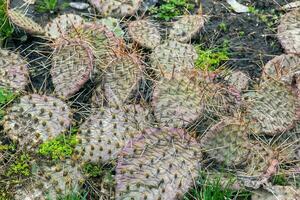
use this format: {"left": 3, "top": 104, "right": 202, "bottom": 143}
{"left": 128, "top": 19, "right": 161, "bottom": 49}
{"left": 277, "top": 8, "right": 300, "bottom": 55}
{"left": 0, "top": 49, "right": 29, "bottom": 90}
{"left": 75, "top": 104, "right": 150, "bottom": 163}
{"left": 2, "top": 94, "right": 72, "bottom": 150}
{"left": 116, "top": 128, "right": 202, "bottom": 200}
{"left": 169, "top": 15, "right": 205, "bottom": 43}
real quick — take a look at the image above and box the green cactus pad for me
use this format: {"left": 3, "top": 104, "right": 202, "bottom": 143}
{"left": 151, "top": 76, "right": 203, "bottom": 128}
{"left": 116, "top": 128, "right": 202, "bottom": 200}
{"left": 262, "top": 54, "right": 300, "bottom": 84}
{"left": 75, "top": 104, "right": 151, "bottom": 163}
{"left": 169, "top": 15, "right": 205, "bottom": 43}
{"left": 51, "top": 39, "right": 94, "bottom": 99}
{"left": 128, "top": 19, "right": 161, "bottom": 49}
{"left": 2, "top": 94, "right": 72, "bottom": 150}
{"left": 97, "top": 17, "right": 124, "bottom": 37}
{"left": 44, "top": 14, "right": 84, "bottom": 39}
{"left": 0, "top": 49, "right": 29, "bottom": 90}
{"left": 277, "top": 9, "right": 300, "bottom": 55}
{"left": 14, "top": 160, "right": 84, "bottom": 199}
{"left": 150, "top": 40, "right": 198, "bottom": 79}
{"left": 88, "top": 0, "right": 142, "bottom": 17}
{"left": 7, "top": 9, "right": 44, "bottom": 35}
{"left": 244, "top": 80, "right": 300, "bottom": 136}
{"left": 200, "top": 118, "right": 250, "bottom": 167}
{"left": 104, "top": 54, "right": 145, "bottom": 105}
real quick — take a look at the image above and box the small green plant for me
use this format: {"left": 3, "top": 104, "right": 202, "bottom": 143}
{"left": 0, "top": 88, "right": 18, "bottom": 119}
{"left": 35, "top": 0, "right": 58, "bottom": 13}
{"left": 218, "top": 22, "right": 227, "bottom": 32}
{"left": 149, "top": 0, "right": 194, "bottom": 21}
{"left": 0, "top": 0, "right": 14, "bottom": 45}
{"left": 271, "top": 174, "right": 288, "bottom": 186}
{"left": 38, "top": 134, "right": 77, "bottom": 160}
{"left": 7, "top": 153, "right": 31, "bottom": 176}
{"left": 83, "top": 163, "right": 103, "bottom": 178}
{"left": 194, "top": 42, "right": 229, "bottom": 71}
{"left": 0, "top": 144, "right": 16, "bottom": 151}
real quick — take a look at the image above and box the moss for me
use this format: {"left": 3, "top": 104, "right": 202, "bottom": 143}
{"left": 149, "top": 0, "right": 194, "bottom": 21}
{"left": 83, "top": 163, "right": 103, "bottom": 178}
{"left": 0, "top": 0, "right": 13, "bottom": 45}
{"left": 38, "top": 134, "right": 77, "bottom": 160}
{"left": 7, "top": 154, "right": 31, "bottom": 177}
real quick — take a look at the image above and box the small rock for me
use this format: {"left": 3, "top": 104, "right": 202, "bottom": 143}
{"left": 227, "top": 0, "right": 249, "bottom": 13}
{"left": 69, "top": 2, "right": 89, "bottom": 10}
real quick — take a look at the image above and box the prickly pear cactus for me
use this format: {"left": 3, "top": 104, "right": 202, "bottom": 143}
{"left": 200, "top": 118, "right": 250, "bottom": 167}
{"left": 244, "top": 80, "right": 300, "bottom": 136}
{"left": 150, "top": 40, "right": 198, "bottom": 79}
{"left": 14, "top": 160, "right": 84, "bottom": 200}
{"left": 223, "top": 70, "right": 250, "bottom": 92}
{"left": 88, "top": 0, "right": 142, "bottom": 17}
{"left": 169, "top": 15, "right": 205, "bottom": 43}
{"left": 152, "top": 76, "right": 203, "bottom": 128}
{"left": 51, "top": 39, "right": 94, "bottom": 99}
{"left": 104, "top": 54, "right": 145, "bottom": 105}
{"left": 0, "top": 49, "right": 29, "bottom": 90}
{"left": 128, "top": 19, "right": 161, "bottom": 49}
{"left": 277, "top": 9, "right": 300, "bottom": 55}
{"left": 97, "top": 17, "right": 124, "bottom": 37}
{"left": 262, "top": 54, "right": 300, "bottom": 85}
{"left": 44, "top": 14, "right": 84, "bottom": 39}
{"left": 252, "top": 186, "right": 300, "bottom": 200}
{"left": 2, "top": 94, "right": 72, "bottom": 150}
{"left": 116, "top": 128, "right": 202, "bottom": 200}
{"left": 75, "top": 104, "right": 150, "bottom": 163}
{"left": 7, "top": 9, "right": 44, "bottom": 35}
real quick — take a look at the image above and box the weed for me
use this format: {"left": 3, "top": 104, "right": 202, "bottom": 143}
{"left": 149, "top": 0, "right": 194, "bottom": 21}
{"left": 35, "top": 0, "right": 59, "bottom": 13}
{"left": 83, "top": 163, "right": 102, "bottom": 178}
{"left": 194, "top": 42, "right": 229, "bottom": 71}
{"left": 271, "top": 174, "right": 288, "bottom": 186}
{"left": 0, "top": 0, "right": 13, "bottom": 45}
{"left": 218, "top": 22, "right": 227, "bottom": 32}
{"left": 38, "top": 134, "right": 77, "bottom": 160}
{"left": 0, "top": 144, "right": 16, "bottom": 151}
{"left": 0, "top": 88, "right": 18, "bottom": 119}
{"left": 7, "top": 153, "right": 31, "bottom": 176}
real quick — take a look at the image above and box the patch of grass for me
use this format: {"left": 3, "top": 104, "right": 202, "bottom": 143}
{"left": 7, "top": 153, "right": 31, "bottom": 177}
{"left": 0, "top": 0, "right": 14, "bottom": 44}
{"left": 83, "top": 163, "right": 103, "bottom": 178}
{"left": 149, "top": 0, "right": 195, "bottom": 21}
{"left": 0, "top": 88, "right": 18, "bottom": 119}
{"left": 194, "top": 42, "right": 230, "bottom": 71}
{"left": 38, "top": 134, "right": 77, "bottom": 160}
{"left": 35, "top": 0, "right": 58, "bottom": 13}
{"left": 271, "top": 174, "right": 288, "bottom": 186}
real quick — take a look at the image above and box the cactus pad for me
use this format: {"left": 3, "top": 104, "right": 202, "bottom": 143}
{"left": 252, "top": 186, "right": 300, "bottom": 200}
{"left": 44, "top": 14, "right": 84, "bottom": 39}
{"left": 200, "top": 118, "right": 250, "bottom": 167}
{"left": 128, "top": 19, "right": 161, "bottom": 49}
{"left": 104, "top": 54, "right": 145, "bottom": 105}
{"left": 88, "top": 0, "right": 142, "bottom": 17}
{"left": 7, "top": 9, "right": 44, "bottom": 35}
{"left": 14, "top": 160, "right": 83, "bottom": 199}
{"left": 51, "top": 39, "right": 94, "bottom": 99}
{"left": 75, "top": 104, "right": 150, "bottom": 163}
{"left": 277, "top": 9, "right": 300, "bottom": 55}
{"left": 2, "top": 94, "right": 72, "bottom": 150}
{"left": 169, "top": 15, "right": 205, "bottom": 43}
{"left": 244, "top": 80, "right": 300, "bottom": 136}
{"left": 0, "top": 49, "right": 29, "bottom": 90}
{"left": 152, "top": 76, "right": 203, "bottom": 128}
{"left": 262, "top": 54, "right": 300, "bottom": 84}
{"left": 116, "top": 128, "right": 202, "bottom": 200}
{"left": 150, "top": 40, "right": 198, "bottom": 79}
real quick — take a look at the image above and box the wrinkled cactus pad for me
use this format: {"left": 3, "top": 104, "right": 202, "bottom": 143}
{"left": 150, "top": 40, "right": 198, "bottom": 79}
{"left": 2, "top": 94, "right": 72, "bottom": 150}
{"left": 44, "top": 14, "right": 84, "bottom": 39}
{"left": 14, "top": 160, "right": 83, "bottom": 199}
{"left": 75, "top": 104, "right": 151, "bottom": 163}
{"left": 51, "top": 39, "right": 94, "bottom": 99}
{"left": 200, "top": 118, "right": 250, "bottom": 167}
{"left": 116, "top": 128, "right": 202, "bottom": 200}
{"left": 244, "top": 80, "right": 300, "bottom": 136}
{"left": 169, "top": 15, "right": 205, "bottom": 43}
{"left": 88, "top": 0, "right": 142, "bottom": 17}
{"left": 104, "top": 54, "right": 145, "bottom": 105}
{"left": 7, "top": 9, "right": 44, "bottom": 35}
{"left": 152, "top": 76, "right": 203, "bottom": 128}
{"left": 0, "top": 49, "right": 29, "bottom": 90}
{"left": 277, "top": 9, "right": 300, "bottom": 55}
{"left": 128, "top": 19, "right": 161, "bottom": 49}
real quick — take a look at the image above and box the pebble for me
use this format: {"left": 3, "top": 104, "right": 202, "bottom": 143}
{"left": 69, "top": 2, "right": 89, "bottom": 10}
